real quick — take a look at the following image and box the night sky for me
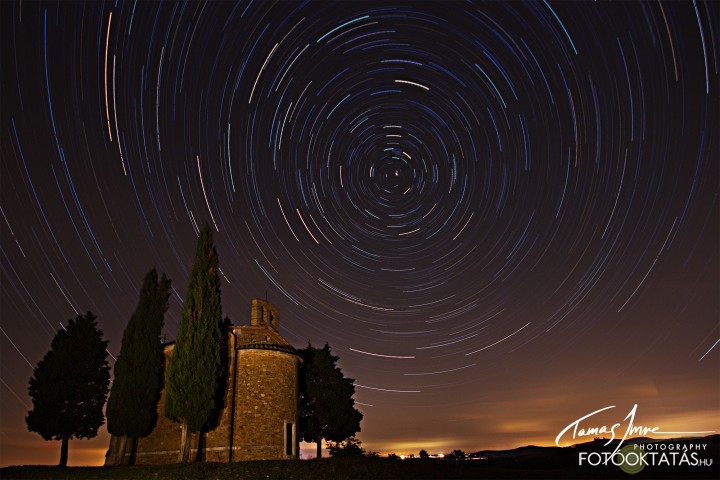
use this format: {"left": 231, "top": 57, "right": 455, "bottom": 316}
{"left": 1, "top": 0, "right": 718, "bottom": 467}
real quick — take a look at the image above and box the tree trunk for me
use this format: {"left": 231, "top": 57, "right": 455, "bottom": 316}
{"left": 179, "top": 422, "right": 191, "bottom": 463}
{"left": 59, "top": 434, "right": 69, "bottom": 467}
{"left": 193, "top": 431, "right": 203, "bottom": 462}
{"left": 316, "top": 434, "right": 322, "bottom": 459}
{"left": 104, "top": 435, "right": 118, "bottom": 466}
{"left": 127, "top": 437, "right": 137, "bottom": 465}
{"left": 116, "top": 435, "right": 128, "bottom": 465}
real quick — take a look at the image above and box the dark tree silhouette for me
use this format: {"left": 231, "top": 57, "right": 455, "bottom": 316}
{"left": 419, "top": 449, "right": 429, "bottom": 459}
{"left": 327, "top": 436, "right": 365, "bottom": 457}
{"left": 449, "top": 449, "right": 466, "bottom": 460}
{"left": 26, "top": 312, "right": 110, "bottom": 466}
{"left": 106, "top": 269, "right": 171, "bottom": 465}
{"left": 164, "top": 226, "right": 223, "bottom": 462}
{"left": 298, "top": 343, "right": 362, "bottom": 459}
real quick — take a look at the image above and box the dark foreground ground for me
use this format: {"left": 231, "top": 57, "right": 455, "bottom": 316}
{"left": 2, "top": 454, "right": 718, "bottom": 480}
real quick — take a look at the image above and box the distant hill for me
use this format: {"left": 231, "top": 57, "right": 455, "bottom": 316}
{"left": 469, "top": 433, "right": 719, "bottom": 459}
{"left": 469, "top": 444, "right": 563, "bottom": 460}
{"left": 454, "top": 434, "right": 716, "bottom": 478}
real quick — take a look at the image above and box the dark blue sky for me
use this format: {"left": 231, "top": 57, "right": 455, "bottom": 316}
{"left": 1, "top": 0, "right": 718, "bottom": 465}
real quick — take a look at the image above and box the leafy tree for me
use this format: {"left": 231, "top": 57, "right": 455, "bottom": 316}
{"left": 419, "top": 449, "right": 429, "bottom": 459}
{"left": 164, "top": 226, "right": 223, "bottom": 462}
{"left": 105, "top": 269, "right": 171, "bottom": 465}
{"left": 449, "top": 449, "right": 466, "bottom": 460}
{"left": 298, "top": 343, "right": 363, "bottom": 459}
{"left": 327, "top": 436, "right": 365, "bottom": 457}
{"left": 26, "top": 312, "right": 110, "bottom": 466}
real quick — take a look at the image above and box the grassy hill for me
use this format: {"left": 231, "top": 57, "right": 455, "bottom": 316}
{"left": 3, "top": 436, "right": 718, "bottom": 480}
{"left": 2, "top": 455, "right": 719, "bottom": 480}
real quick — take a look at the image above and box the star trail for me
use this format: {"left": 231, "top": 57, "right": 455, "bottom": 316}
{"left": 1, "top": 0, "right": 718, "bottom": 466}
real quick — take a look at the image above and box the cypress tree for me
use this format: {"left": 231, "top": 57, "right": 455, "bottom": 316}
{"left": 26, "top": 312, "right": 110, "bottom": 466}
{"left": 105, "top": 269, "right": 171, "bottom": 465}
{"left": 164, "top": 226, "right": 223, "bottom": 462}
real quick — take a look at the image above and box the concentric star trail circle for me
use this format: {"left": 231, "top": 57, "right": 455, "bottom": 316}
{"left": 1, "top": 1, "right": 717, "bottom": 461}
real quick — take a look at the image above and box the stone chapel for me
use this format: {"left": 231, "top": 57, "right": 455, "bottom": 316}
{"left": 104, "top": 298, "right": 301, "bottom": 464}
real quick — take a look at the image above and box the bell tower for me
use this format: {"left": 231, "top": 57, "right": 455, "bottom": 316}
{"left": 251, "top": 298, "right": 279, "bottom": 331}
